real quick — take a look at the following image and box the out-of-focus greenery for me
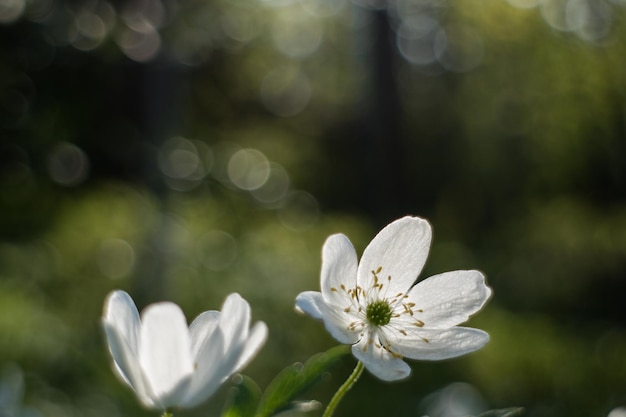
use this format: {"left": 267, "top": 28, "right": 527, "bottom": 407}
{"left": 1, "top": 0, "right": 626, "bottom": 417}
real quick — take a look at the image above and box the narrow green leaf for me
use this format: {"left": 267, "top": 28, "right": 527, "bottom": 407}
{"left": 476, "top": 407, "right": 525, "bottom": 417}
{"left": 255, "top": 345, "right": 350, "bottom": 417}
{"left": 222, "top": 375, "right": 262, "bottom": 417}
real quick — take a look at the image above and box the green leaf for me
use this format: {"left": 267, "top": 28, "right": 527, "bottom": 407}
{"left": 255, "top": 345, "right": 350, "bottom": 417}
{"left": 476, "top": 407, "right": 525, "bottom": 417}
{"left": 222, "top": 375, "right": 262, "bottom": 417}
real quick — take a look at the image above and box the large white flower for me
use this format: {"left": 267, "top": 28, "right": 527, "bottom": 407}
{"left": 295, "top": 216, "right": 492, "bottom": 382}
{"left": 102, "top": 291, "right": 268, "bottom": 411}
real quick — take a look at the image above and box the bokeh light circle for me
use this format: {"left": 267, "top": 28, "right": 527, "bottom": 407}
{"left": 396, "top": 15, "right": 440, "bottom": 66}
{"left": 250, "top": 162, "right": 290, "bottom": 205}
{"left": 434, "top": 25, "right": 484, "bottom": 73}
{"left": 271, "top": 10, "right": 323, "bottom": 58}
{"left": 47, "top": 142, "right": 90, "bottom": 187}
{"left": 227, "top": 148, "right": 271, "bottom": 191}
{"left": 0, "top": 0, "right": 25, "bottom": 24}
{"left": 97, "top": 238, "right": 136, "bottom": 279}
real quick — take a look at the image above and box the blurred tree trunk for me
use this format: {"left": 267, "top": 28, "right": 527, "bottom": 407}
{"left": 128, "top": 59, "right": 188, "bottom": 304}
{"left": 360, "top": 8, "right": 409, "bottom": 223}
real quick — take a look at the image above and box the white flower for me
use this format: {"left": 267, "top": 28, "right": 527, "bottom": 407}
{"left": 295, "top": 216, "right": 492, "bottom": 382}
{"left": 102, "top": 291, "right": 268, "bottom": 411}
{"left": 608, "top": 407, "right": 626, "bottom": 417}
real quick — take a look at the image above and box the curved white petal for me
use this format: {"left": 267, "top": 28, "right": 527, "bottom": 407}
{"left": 220, "top": 293, "right": 251, "bottom": 353}
{"left": 181, "top": 325, "right": 226, "bottom": 408}
{"left": 183, "top": 300, "right": 267, "bottom": 407}
{"left": 102, "top": 291, "right": 155, "bottom": 407}
{"left": 295, "top": 291, "right": 324, "bottom": 320}
{"left": 319, "top": 301, "right": 361, "bottom": 345}
{"left": 321, "top": 234, "right": 358, "bottom": 306}
{"left": 357, "top": 217, "right": 432, "bottom": 297}
{"left": 234, "top": 321, "right": 268, "bottom": 372}
{"left": 139, "top": 302, "right": 194, "bottom": 408}
{"left": 102, "top": 291, "right": 141, "bottom": 362}
{"left": 296, "top": 291, "right": 360, "bottom": 344}
{"left": 205, "top": 295, "right": 256, "bottom": 398}
{"left": 102, "top": 321, "right": 155, "bottom": 408}
{"left": 405, "top": 270, "right": 492, "bottom": 329}
{"left": 391, "top": 327, "right": 490, "bottom": 361}
{"left": 351, "top": 336, "right": 411, "bottom": 382}
{"left": 189, "top": 310, "right": 221, "bottom": 359}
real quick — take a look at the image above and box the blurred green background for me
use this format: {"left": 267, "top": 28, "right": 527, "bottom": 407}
{"left": 1, "top": 0, "right": 626, "bottom": 416}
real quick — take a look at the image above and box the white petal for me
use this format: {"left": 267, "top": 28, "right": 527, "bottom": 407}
{"left": 181, "top": 325, "right": 226, "bottom": 408}
{"left": 139, "top": 302, "right": 194, "bottom": 408}
{"left": 295, "top": 291, "right": 324, "bottom": 320}
{"left": 405, "top": 270, "right": 492, "bottom": 328}
{"left": 234, "top": 321, "right": 268, "bottom": 372}
{"left": 185, "top": 298, "right": 267, "bottom": 408}
{"left": 220, "top": 293, "right": 251, "bottom": 352}
{"left": 102, "top": 291, "right": 155, "bottom": 407}
{"left": 319, "top": 301, "right": 362, "bottom": 344}
{"left": 102, "top": 321, "right": 155, "bottom": 408}
{"left": 189, "top": 310, "right": 221, "bottom": 358}
{"left": 296, "top": 291, "right": 360, "bottom": 344}
{"left": 357, "top": 217, "right": 432, "bottom": 297}
{"left": 391, "top": 327, "right": 490, "bottom": 361}
{"left": 351, "top": 336, "right": 411, "bottom": 382}
{"left": 102, "top": 291, "right": 141, "bottom": 362}
{"left": 320, "top": 234, "right": 358, "bottom": 306}
{"left": 211, "top": 295, "right": 253, "bottom": 392}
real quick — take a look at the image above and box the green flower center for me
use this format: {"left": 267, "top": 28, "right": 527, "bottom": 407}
{"left": 366, "top": 300, "right": 392, "bottom": 326}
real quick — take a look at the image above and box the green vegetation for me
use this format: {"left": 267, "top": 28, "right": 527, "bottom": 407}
{"left": 1, "top": 1, "right": 626, "bottom": 416}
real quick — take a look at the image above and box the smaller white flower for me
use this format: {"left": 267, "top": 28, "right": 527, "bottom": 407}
{"left": 608, "top": 407, "right": 626, "bottom": 417}
{"left": 102, "top": 291, "right": 268, "bottom": 411}
{"left": 295, "top": 216, "right": 492, "bottom": 382}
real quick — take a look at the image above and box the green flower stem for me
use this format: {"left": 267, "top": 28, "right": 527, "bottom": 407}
{"left": 322, "top": 360, "right": 365, "bottom": 417}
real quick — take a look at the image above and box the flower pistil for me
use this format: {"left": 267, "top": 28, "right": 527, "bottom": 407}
{"left": 335, "top": 266, "right": 431, "bottom": 358}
